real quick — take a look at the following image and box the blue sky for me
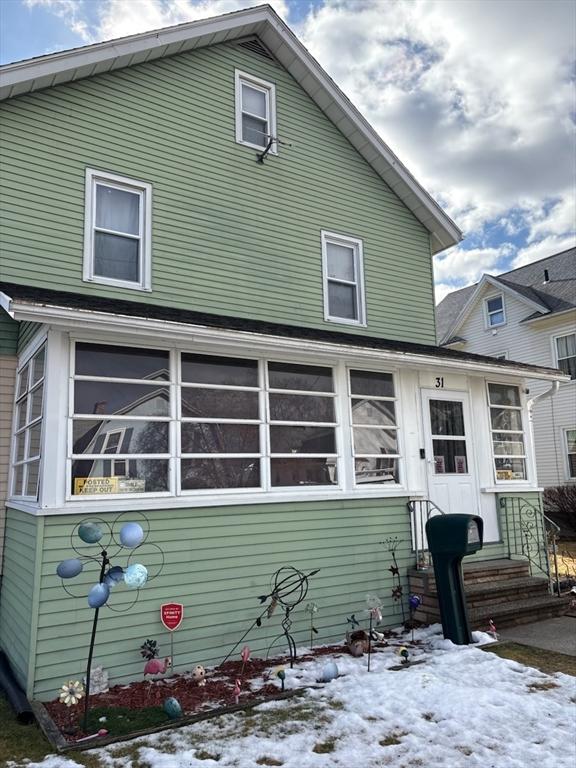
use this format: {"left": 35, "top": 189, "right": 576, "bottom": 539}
{"left": 2, "top": 0, "right": 575, "bottom": 302}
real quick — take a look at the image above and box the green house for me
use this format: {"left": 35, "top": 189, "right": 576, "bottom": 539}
{"left": 0, "top": 5, "right": 567, "bottom": 701}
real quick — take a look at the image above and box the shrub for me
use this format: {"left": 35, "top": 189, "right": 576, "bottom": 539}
{"left": 543, "top": 485, "right": 576, "bottom": 538}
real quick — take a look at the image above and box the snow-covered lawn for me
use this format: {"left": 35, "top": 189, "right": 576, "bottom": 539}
{"left": 14, "top": 626, "right": 576, "bottom": 768}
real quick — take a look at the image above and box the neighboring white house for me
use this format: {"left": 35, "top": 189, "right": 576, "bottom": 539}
{"left": 436, "top": 248, "right": 576, "bottom": 488}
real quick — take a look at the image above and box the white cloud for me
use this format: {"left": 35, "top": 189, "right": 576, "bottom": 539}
{"left": 434, "top": 244, "right": 515, "bottom": 286}
{"left": 513, "top": 234, "right": 576, "bottom": 268}
{"left": 24, "top": 0, "right": 92, "bottom": 41}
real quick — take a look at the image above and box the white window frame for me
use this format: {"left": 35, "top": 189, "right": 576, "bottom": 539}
{"left": 493, "top": 351, "right": 508, "bottom": 360}
{"left": 564, "top": 428, "right": 576, "bottom": 480}
{"left": 321, "top": 231, "right": 366, "bottom": 326}
{"left": 83, "top": 168, "right": 152, "bottom": 292}
{"left": 484, "top": 293, "right": 506, "bottom": 329}
{"left": 234, "top": 70, "right": 277, "bottom": 153}
{"left": 553, "top": 332, "right": 576, "bottom": 380}
{"left": 486, "top": 381, "right": 529, "bottom": 483}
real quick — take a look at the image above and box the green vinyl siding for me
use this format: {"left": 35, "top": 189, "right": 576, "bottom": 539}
{"left": 30, "top": 496, "right": 413, "bottom": 699}
{"left": 0, "top": 508, "right": 41, "bottom": 692}
{"left": 17, "top": 321, "right": 41, "bottom": 354}
{"left": 0, "top": 42, "right": 435, "bottom": 344}
{"left": 0, "top": 309, "right": 18, "bottom": 355}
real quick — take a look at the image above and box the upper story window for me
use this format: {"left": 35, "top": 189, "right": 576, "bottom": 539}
{"left": 83, "top": 169, "right": 152, "bottom": 291}
{"left": 322, "top": 231, "right": 366, "bottom": 326}
{"left": 485, "top": 294, "right": 505, "bottom": 328}
{"left": 235, "top": 70, "right": 277, "bottom": 152}
{"left": 12, "top": 344, "right": 45, "bottom": 499}
{"left": 565, "top": 429, "right": 576, "bottom": 479}
{"left": 555, "top": 333, "right": 576, "bottom": 379}
{"left": 487, "top": 382, "right": 527, "bottom": 481}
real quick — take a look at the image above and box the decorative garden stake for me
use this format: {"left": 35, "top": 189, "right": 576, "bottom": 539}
{"left": 488, "top": 619, "right": 498, "bottom": 640}
{"left": 160, "top": 603, "right": 184, "bottom": 673}
{"left": 305, "top": 602, "right": 319, "bottom": 649}
{"left": 397, "top": 646, "right": 410, "bottom": 665}
{"left": 56, "top": 513, "right": 164, "bottom": 731}
{"left": 408, "top": 594, "right": 422, "bottom": 642}
{"left": 381, "top": 537, "right": 406, "bottom": 622}
{"left": 365, "top": 595, "right": 383, "bottom": 672}
{"left": 275, "top": 667, "right": 286, "bottom": 691}
{"left": 240, "top": 646, "right": 251, "bottom": 677}
{"left": 233, "top": 678, "right": 242, "bottom": 705}
{"left": 59, "top": 680, "right": 84, "bottom": 734}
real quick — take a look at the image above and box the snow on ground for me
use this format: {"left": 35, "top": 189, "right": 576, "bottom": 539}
{"left": 14, "top": 625, "right": 576, "bottom": 768}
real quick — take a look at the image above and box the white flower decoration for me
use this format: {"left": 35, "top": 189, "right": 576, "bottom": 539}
{"left": 59, "top": 680, "right": 84, "bottom": 707}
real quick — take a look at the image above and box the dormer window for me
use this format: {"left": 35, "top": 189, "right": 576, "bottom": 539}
{"left": 83, "top": 169, "right": 152, "bottom": 291}
{"left": 485, "top": 294, "right": 505, "bottom": 328}
{"left": 235, "top": 70, "right": 276, "bottom": 151}
{"left": 322, "top": 231, "right": 366, "bottom": 325}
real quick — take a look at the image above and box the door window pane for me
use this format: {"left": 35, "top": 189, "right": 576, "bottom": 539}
{"left": 271, "top": 457, "right": 337, "bottom": 486}
{"left": 355, "top": 457, "right": 398, "bottom": 484}
{"left": 94, "top": 232, "right": 139, "bottom": 283}
{"left": 351, "top": 399, "right": 396, "bottom": 426}
{"left": 181, "top": 458, "right": 260, "bottom": 489}
{"left": 429, "top": 400, "right": 464, "bottom": 436}
{"left": 269, "top": 394, "right": 334, "bottom": 423}
{"left": 73, "top": 420, "right": 169, "bottom": 454}
{"left": 270, "top": 426, "right": 336, "bottom": 454}
{"left": 268, "top": 362, "right": 333, "bottom": 392}
{"left": 328, "top": 282, "right": 356, "bottom": 320}
{"left": 75, "top": 382, "right": 170, "bottom": 417}
{"left": 327, "top": 243, "right": 355, "bottom": 281}
{"left": 96, "top": 185, "right": 140, "bottom": 235}
{"left": 350, "top": 370, "right": 394, "bottom": 398}
{"left": 72, "top": 458, "right": 169, "bottom": 494}
{"left": 76, "top": 344, "right": 169, "bottom": 380}
{"left": 432, "top": 439, "right": 468, "bottom": 474}
{"left": 182, "top": 354, "right": 258, "bottom": 387}
{"left": 353, "top": 428, "right": 398, "bottom": 455}
{"left": 181, "top": 389, "right": 259, "bottom": 420}
{"left": 181, "top": 423, "right": 259, "bottom": 454}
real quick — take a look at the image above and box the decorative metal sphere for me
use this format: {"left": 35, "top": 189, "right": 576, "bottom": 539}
{"left": 57, "top": 558, "right": 83, "bottom": 579}
{"left": 124, "top": 563, "right": 148, "bottom": 589}
{"left": 119, "top": 522, "right": 144, "bottom": 549}
{"left": 409, "top": 594, "right": 422, "bottom": 610}
{"left": 87, "top": 583, "right": 110, "bottom": 609}
{"left": 163, "top": 697, "right": 182, "bottom": 719}
{"left": 320, "top": 661, "right": 339, "bottom": 682}
{"left": 78, "top": 522, "right": 103, "bottom": 544}
{"left": 104, "top": 565, "right": 124, "bottom": 587}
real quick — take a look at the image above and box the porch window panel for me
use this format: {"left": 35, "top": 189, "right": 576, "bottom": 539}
{"left": 351, "top": 399, "right": 396, "bottom": 426}
{"left": 74, "top": 381, "right": 170, "bottom": 417}
{"left": 182, "top": 354, "right": 258, "bottom": 387}
{"left": 71, "top": 458, "right": 169, "bottom": 495}
{"left": 492, "top": 432, "right": 525, "bottom": 456}
{"left": 268, "top": 362, "right": 334, "bottom": 393}
{"left": 490, "top": 407, "right": 523, "bottom": 431}
{"left": 72, "top": 420, "right": 169, "bottom": 455}
{"left": 26, "top": 461, "right": 40, "bottom": 497}
{"left": 353, "top": 427, "right": 398, "bottom": 455}
{"left": 32, "top": 347, "right": 45, "bottom": 384}
{"left": 488, "top": 382, "right": 527, "bottom": 482}
{"left": 11, "top": 343, "right": 45, "bottom": 500}
{"left": 269, "top": 393, "right": 335, "bottom": 423}
{"left": 75, "top": 343, "right": 169, "bottom": 380}
{"left": 270, "top": 457, "right": 337, "bottom": 486}
{"left": 350, "top": 370, "right": 394, "bottom": 398}
{"left": 494, "top": 457, "right": 526, "bottom": 481}
{"left": 488, "top": 383, "right": 521, "bottom": 407}
{"left": 181, "top": 423, "right": 260, "bottom": 454}
{"left": 181, "top": 388, "right": 259, "bottom": 420}
{"left": 270, "top": 426, "right": 336, "bottom": 454}
{"left": 355, "top": 457, "right": 399, "bottom": 484}
{"left": 181, "top": 458, "right": 260, "bottom": 490}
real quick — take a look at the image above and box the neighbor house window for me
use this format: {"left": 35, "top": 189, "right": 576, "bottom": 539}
{"left": 565, "top": 429, "right": 576, "bottom": 479}
{"left": 488, "top": 383, "right": 527, "bottom": 481}
{"left": 322, "top": 231, "right": 366, "bottom": 325}
{"left": 12, "top": 344, "right": 45, "bottom": 499}
{"left": 83, "top": 169, "right": 152, "bottom": 290}
{"left": 349, "top": 369, "right": 400, "bottom": 484}
{"left": 485, "top": 295, "right": 505, "bottom": 327}
{"left": 555, "top": 333, "right": 576, "bottom": 379}
{"left": 235, "top": 70, "right": 276, "bottom": 151}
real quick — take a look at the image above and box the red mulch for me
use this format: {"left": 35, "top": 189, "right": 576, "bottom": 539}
{"left": 44, "top": 643, "right": 353, "bottom": 741}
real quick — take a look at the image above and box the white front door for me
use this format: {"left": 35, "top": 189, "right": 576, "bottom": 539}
{"left": 422, "top": 389, "right": 479, "bottom": 516}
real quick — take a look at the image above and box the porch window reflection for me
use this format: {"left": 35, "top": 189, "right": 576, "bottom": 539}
{"left": 12, "top": 344, "right": 45, "bottom": 499}
{"left": 488, "top": 383, "right": 527, "bottom": 481}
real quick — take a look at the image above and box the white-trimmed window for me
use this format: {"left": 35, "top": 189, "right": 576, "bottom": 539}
{"left": 12, "top": 344, "right": 45, "bottom": 499}
{"left": 555, "top": 333, "right": 576, "bottom": 379}
{"left": 493, "top": 351, "right": 508, "bottom": 360}
{"left": 235, "top": 70, "right": 277, "bottom": 151}
{"left": 485, "top": 294, "right": 505, "bottom": 328}
{"left": 565, "top": 429, "right": 576, "bottom": 479}
{"left": 349, "top": 369, "right": 400, "bottom": 485}
{"left": 322, "top": 231, "right": 366, "bottom": 325}
{"left": 487, "top": 382, "right": 527, "bottom": 481}
{"left": 83, "top": 169, "right": 152, "bottom": 291}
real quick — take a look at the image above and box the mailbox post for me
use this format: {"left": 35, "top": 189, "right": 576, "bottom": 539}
{"left": 425, "top": 514, "right": 484, "bottom": 645}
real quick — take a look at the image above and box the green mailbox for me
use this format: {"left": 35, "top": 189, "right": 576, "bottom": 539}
{"left": 425, "top": 514, "right": 484, "bottom": 645}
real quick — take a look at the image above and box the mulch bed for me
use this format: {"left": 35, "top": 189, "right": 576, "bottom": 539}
{"left": 44, "top": 643, "right": 350, "bottom": 743}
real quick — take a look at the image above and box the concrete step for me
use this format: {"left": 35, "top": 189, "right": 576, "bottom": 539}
{"left": 469, "top": 595, "right": 571, "bottom": 629}
{"left": 410, "top": 559, "right": 533, "bottom": 595}
{"left": 465, "top": 577, "right": 549, "bottom": 607}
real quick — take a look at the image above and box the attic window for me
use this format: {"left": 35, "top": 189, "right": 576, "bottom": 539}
{"left": 235, "top": 70, "right": 276, "bottom": 152}
{"left": 485, "top": 294, "right": 505, "bottom": 328}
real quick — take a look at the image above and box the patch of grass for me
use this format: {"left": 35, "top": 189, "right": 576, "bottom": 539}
{"left": 312, "top": 738, "right": 336, "bottom": 754}
{"left": 483, "top": 641, "right": 576, "bottom": 677}
{"left": 456, "top": 746, "right": 473, "bottom": 756}
{"left": 195, "top": 749, "right": 221, "bottom": 761}
{"left": 0, "top": 693, "right": 72, "bottom": 768}
{"left": 256, "top": 758, "right": 283, "bottom": 766}
{"left": 242, "top": 701, "right": 329, "bottom": 738}
{"left": 527, "top": 681, "right": 560, "bottom": 692}
{"left": 86, "top": 705, "right": 169, "bottom": 737}
{"left": 327, "top": 699, "right": 344, "bottom": 710}
{"left": 379, "top": 731, "right": 407, "bottom": 746}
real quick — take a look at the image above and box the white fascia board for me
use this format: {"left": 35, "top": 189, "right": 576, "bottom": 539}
{"left": 8, "top": 300, "right": 569, "bottom": 383}
{"left": 521, "top": 307, "right": 576, "bottom": 325}
{"left": 0, "top": 291, "right": 14, "bottom": 316}
{"left": 0, "top": 6, "right": 460, "bottom": 253}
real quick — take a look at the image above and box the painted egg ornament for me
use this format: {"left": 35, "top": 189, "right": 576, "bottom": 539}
{"left": 119, "top": 522, "right": 144, "bottom": 549}
{"left": 320, "top": 661, "right": 339, "bottom": 682}
{"left": 56, "top": 558, "right": 83, "bottom": 579}
{"left": 104, "top": 565, "right": 124, "bottom": 587}
{"left": 78, "top": 522, "right": 103, "bottom": 544}
{"left": 124, "top": 563, "right": 148, "bottom": 589}
{"left": 163, "top": 697, "right": 182, "bottom": 719}
{"left": 192, "top": 665, "right": 206, "bottom": 686}
{"left": 409, "top": 595, "right": 422, "bottom": 610}
{"left": 87, "top": 583, "right": 110, "bottom": 609}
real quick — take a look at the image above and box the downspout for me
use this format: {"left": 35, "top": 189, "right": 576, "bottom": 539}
{"left": 526, "top": 381, "right": 559, "bottom": 414}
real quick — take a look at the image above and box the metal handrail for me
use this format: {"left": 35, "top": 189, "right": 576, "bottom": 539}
{"left": 408, "top": 498, "right": 446, "bottom": 570}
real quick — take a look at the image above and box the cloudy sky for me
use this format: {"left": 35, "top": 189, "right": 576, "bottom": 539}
{"left": 2, "top": 0, "right": 575, "bottom": 303}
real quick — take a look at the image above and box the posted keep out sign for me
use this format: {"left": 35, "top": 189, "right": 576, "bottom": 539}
{"left": 161, "top": 603, "right": 184, "bottom": 632}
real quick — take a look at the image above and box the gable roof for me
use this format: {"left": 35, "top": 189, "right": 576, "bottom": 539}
{"left": 436, "top": 246, "right": 576, "bottom": 344}
{"left": 0, "top": 4, "right": 460, "bottom": 255}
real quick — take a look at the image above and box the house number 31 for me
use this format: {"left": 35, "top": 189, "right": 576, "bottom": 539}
{"left": 435, "top": 377, "right": 444, "bottom": 388}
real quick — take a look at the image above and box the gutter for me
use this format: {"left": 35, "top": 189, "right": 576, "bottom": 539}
{"left": 527, "top": 381, "right": 560, "bottom": 412}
